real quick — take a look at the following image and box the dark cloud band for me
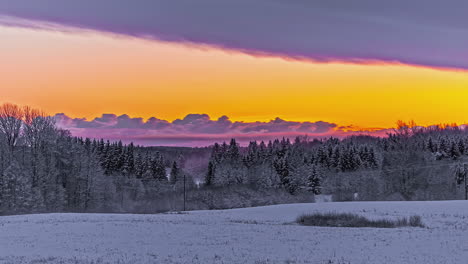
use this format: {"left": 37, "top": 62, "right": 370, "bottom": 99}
{"left": 0, "top": 0, "right": 467, "bottom": 69}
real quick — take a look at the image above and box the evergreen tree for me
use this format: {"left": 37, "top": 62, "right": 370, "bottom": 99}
{"left": 367, "top": 148, "right": 378, "bottom": 168}
{"left": 151, "top": 152, "right": 167, "bottom": 181}
{"left": 227, "top": 138, "right": 240, "bottom": 161}
{"left": 205, "top": 161, "right": 214, "bottom": 186}
{"left": 458, "top": 139, "right": 466, "bottom": 155}
{"left": 317, "top": 147, "right": 329, "bottom": 167}
{"left": 274, "top": 157, "right": 296, "bottom": 194}
{"left": 450, "top": 142, "right": 461, "bottom": 160}
{"left": 170, "top": 161, "right": 179, "bottom": 185}
{"left": 331, "top": 147, "right": 341, "bottom": 168}
{"left": 134, "top": 153, "right": 144, "bottom": 178}
{"left": 427, "top": 137, "right": 436, "bottom": 152}
{"left": 439, "top": 138, "right": 448, "bottom": 154}
{"left": 306, "top": 165, "right": 322, "bottom": 195}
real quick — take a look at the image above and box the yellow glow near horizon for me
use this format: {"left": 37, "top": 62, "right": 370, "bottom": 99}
{"left": 1, "top": 25, "right": 468, "bottom": 128}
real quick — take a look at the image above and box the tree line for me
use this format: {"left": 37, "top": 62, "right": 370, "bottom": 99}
{"left": 204, "top": 121, "right": 468, "bottom": 200}
{"left": 1, "top": 103, "right": 468, "bottom": 215}
{"left": 0, "top": 103, "right": 194, "bottom": 214}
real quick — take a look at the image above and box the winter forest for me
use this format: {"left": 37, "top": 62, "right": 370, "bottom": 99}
{"left": 1, "top": 103, "right": 468, "bottom": 215}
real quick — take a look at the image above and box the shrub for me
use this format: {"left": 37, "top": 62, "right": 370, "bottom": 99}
{"left": 408, "top": 215, "right": 424, "bottom": 227}
{"left": 296, "top": 212, "right": 424, "bottom": 228}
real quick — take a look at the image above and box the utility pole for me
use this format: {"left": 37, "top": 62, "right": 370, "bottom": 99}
{"left": 183, "top": 174, "right": 186, "bottom": 211}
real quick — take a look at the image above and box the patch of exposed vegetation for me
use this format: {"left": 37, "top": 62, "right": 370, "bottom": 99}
{"left": 296, "top": 212, "right": 424, "bottom": 228}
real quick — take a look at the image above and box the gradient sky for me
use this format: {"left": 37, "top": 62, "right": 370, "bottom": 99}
{"left": 1, "top": 1, "right": 468, "bottom": 146}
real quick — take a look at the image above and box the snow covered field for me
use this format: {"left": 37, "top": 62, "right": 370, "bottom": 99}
{"left": 1, "top": 201, "right": 468, "bottom": 264}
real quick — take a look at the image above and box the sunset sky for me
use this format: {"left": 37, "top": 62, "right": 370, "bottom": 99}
{"left": 1, "top": 1, "right": 468, "bottom": 146}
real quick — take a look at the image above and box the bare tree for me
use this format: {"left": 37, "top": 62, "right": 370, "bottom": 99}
{"left": 23, "top": 106, "right": 56, "bottom": 186}
{"left": 23, "top": 106, "right": 56, "bottom": 150}
{"left": 0, "top": 103, "right": 23, "bottom": 154}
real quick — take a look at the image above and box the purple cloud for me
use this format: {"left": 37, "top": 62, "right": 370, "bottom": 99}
{"left": 0, "top": 0, "right": 467, "bottom": 70}
{"left": 54, "top": 113, "right": 389, "bottom": 146}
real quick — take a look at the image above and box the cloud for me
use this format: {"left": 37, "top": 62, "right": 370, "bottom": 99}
{"left": 54, "top": 113, "right": 388, "bottom": 146}
{"left": 0, "top": 0, "right": 467, "bottom": 70}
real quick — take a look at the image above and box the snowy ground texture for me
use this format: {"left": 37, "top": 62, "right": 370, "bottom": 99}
{"left": 1, "top": 201, "right": 468, "bottom": 264}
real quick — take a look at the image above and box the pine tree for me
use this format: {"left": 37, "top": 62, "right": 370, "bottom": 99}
{"left": 306, "top": 165, "right": 322, "bottom": 195}
{"left": 427, "top": 137, "right": 436, "bottom": 152}
{"left": 274, "top": 157, "right": 296, "bottom": 194}
{"left": 205, "top": 161, "right": 214, "bottom": 186}
{"left": 102, "top": 141, "right": 112, "bottom": 174}
{"left": 126, "top": 143, "right": 135, "bottom": 173}
{"left": 450, "top": 142, "right": 461, "bottom": 160}
{"left": 170, "top": 161, "right": 179, "bottom": 185}
{"left": 151, "top": 152, "right": 167, "bottom": 181}
{"left": 134, "top": 153, "right": 144, "bottom": 178}
{"left": 211, "top": 143, "right": 222, "bottom": 163}
{"left": 458, "top": 139, "right": 465, "bottom": 155}
{"left": 115, "top": 140, "right": 125, "bottom": 171}
{"left": 367, "top": 148, "right": 378, "bottom": 168}
{"left": 331, "top": 147, "right": 341, "bottom": 168}
{"left": 317, "top": 147, "right": 329, "bottom": 167}
{"left": 439, "top": 138, "right": 448, "bottom": 154}
{"left": 244, "top": 141, "right": 258, "bottom": 168}
{"left": 227, "top": 138, "right": 240, "bottom": 161}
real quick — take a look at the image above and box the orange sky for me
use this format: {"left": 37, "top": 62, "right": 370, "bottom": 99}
{"left": 1, "top": 25, "right": 468, "bottom": 128}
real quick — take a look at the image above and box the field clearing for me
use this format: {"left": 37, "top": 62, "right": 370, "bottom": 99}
{"left": 1, "top": 201, "right": 467, "bottom": 264}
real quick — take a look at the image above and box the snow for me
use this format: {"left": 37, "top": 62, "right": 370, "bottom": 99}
{"left": 1, "top": 200, "right": 468, "bottom": 263}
